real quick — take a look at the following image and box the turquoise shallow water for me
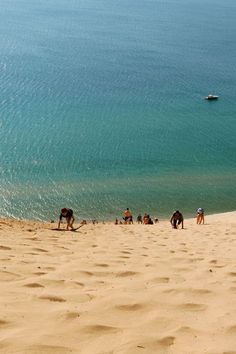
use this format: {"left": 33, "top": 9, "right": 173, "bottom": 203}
{"left": 0, "top": 0, "right": 236, "bottom": 221}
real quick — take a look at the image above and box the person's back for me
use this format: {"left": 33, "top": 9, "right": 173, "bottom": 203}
{"left": 124, "top": 208, "right": 132, "bottom": 224}
{"left": 124, "top": 208, "right": 132, "bottom": 218}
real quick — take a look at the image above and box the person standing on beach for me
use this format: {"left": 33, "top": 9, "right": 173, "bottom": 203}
{"left": 196, "top": 207, "right": 205, "bottom": 224}
{"left": 58, "top": 208, "right": 75, "bottom": 230}
{"left": 170, "top": 210, "right": 184, "bottom": 229}
{"left": 123, "top": 208, "right": 133, "bottom": 224}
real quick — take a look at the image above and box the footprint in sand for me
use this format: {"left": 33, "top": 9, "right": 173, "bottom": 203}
{"left": 228, "top": 272, "right": 236, "bottom": 277}
{"left": 34, "top": 272, "right": 47, "bottom": 276}
{"left": 83, "top": 324, "right": 119, "bottom": 334}
{"left": 226, "top": 325, "right": 236, "bottom": 335}
{"left": 79, "top": 271, "right": 94, "bottom": 276}
{"left": 39, "top": 295, "right": 66, "bottom": 302}
{"left": 188, "top": 288, "right": 212, "bottom": 295}
{"left": 175, "top": 325, "right": 198, "bottom": 335}
{"left": 178, "top": 303, "right": 207, "bottom": 311}
{"left": 152, "top": 277, "right": 170, "bottom": 283}
{"left": 64, "top": 312, "right": 80, "bottom": 320}
{"left": 33, "top": 248, "right": 48, "bottom": 253}
{"left": 73, "top": 281, "right": 84, "bottom": 287}
{"left": 116, "top": 271, "right": 138, "bottom": 277}
{"left": 157, "top": 336, "right": 175, "bottom": 346}
{"left": 0, "top": 319, "right": 9, "bottom": 327}
{"left": 24, "top": 283, "right": 44, "bottom": 288}
{"left": 0, "top": 245, "right": 11, "bottom": 250}
{"left": 44, "top": 267, "right": 56, "bottom": 271}
{"left": 115, "top": 303, "right": 144, "bottom": 311}
{"left": 25, "top": 237, "right": 39, "bottom": 241}
{"left": 26, "top": 345, "right": 72, "bottom": 354}
{"left": 139, "top": 336, "right": 175, "bottom": 351}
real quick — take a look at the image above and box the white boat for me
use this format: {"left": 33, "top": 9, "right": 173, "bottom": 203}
{"left": 205, "top": 94, "right": 219, "bottom": 100}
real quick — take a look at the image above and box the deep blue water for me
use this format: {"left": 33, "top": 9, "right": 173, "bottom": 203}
{"left": 0, "top": 0, "right": 236, "bottom": 221}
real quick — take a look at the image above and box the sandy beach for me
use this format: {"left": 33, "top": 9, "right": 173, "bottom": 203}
{"left": 0, "top": 212, "right": 236, "bottom": 354}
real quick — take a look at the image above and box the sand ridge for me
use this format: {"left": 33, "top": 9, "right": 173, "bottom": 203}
{"left": 0, "top": 212, "right": 236, "bottom": 353}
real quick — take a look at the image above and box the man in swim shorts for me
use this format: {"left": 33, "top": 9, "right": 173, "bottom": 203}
{"left": 123, "top": 208, "right": 133, "bottom": 224}
{"left": 58, "top": 208, "right": 75, "bottom": 230}
{"left": 170, "top": 210, "right": 184, "bottom": 229}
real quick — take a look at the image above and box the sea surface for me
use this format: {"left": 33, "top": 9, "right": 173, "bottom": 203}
{"left": 0, "top": 0, "right": 236, "bottom": 221}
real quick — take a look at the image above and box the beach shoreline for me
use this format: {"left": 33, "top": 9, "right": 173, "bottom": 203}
{"left": 1, "top": 209, "right": 236, "bottom": 226}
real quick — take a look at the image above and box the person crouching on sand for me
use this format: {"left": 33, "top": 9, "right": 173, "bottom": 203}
{"left": 58, "top": 208, "right": 75, "bottom": 230}
{"left": 170, "top": 210, "right": 184, "bottom": 229}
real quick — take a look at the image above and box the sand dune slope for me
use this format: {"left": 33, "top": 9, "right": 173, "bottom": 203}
{"left": 0, "top": 213, "right": 236, "bottom": 354}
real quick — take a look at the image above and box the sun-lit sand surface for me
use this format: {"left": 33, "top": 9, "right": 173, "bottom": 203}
{"left": 0, "top": 212, "right": 236, "bottom": 354}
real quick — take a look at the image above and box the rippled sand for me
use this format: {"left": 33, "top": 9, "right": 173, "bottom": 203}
{"left": 0, "top": 212, "right": 236, "bottom": 354}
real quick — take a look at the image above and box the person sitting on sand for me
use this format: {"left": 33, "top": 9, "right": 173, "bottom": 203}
{"left": 196, "top": 207, "right": 205, "bottom": 224}
{"left": 58, "top": 208, "right": 75, "bottom": 230}
{"left": 170, "top": 210, "right": 184, "bottom": 229}
{"left": 143, "top": 213, "right": 149, "bottom": 224}
{"left": 123, "top": 208, "right": 133, "bottom": 224}
{"left": 143, "top": 214, "right": 153, "bottom": 225}
{"left": 137, "top": 214, "right": 142, "bottom": 224}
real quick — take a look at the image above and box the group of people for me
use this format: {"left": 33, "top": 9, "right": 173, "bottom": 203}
{"left": 121, "top": 209, "right": 158, "bottom": 225}
{"left": 137, "top": 213, "right": 158, "bottom": 224}
{"left": 121, "top": 207, "right": 204, "bottom": 229}
{"left": 57, "top": 206, "right": 205, "bottom": 230}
